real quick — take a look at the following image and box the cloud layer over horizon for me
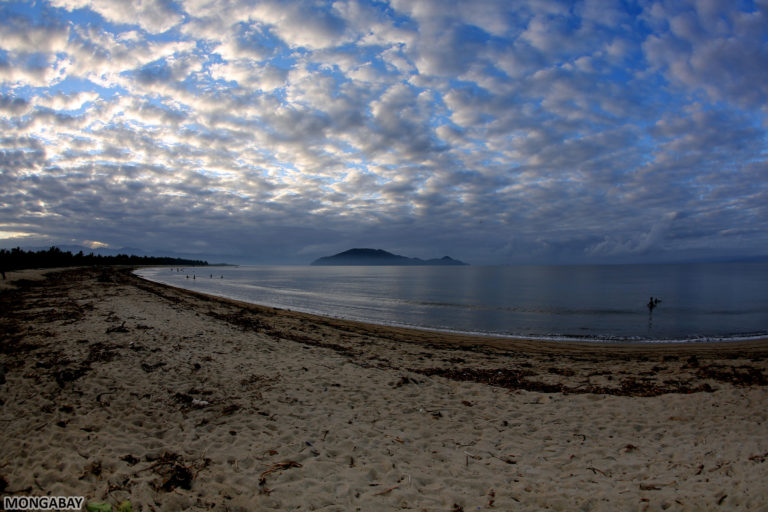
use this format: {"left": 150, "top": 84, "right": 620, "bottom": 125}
{"left": 1, "top": 0, "right": 767, "bottom": 264}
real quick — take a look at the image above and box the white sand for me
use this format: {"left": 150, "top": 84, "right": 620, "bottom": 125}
{"left": 1, "top": 267, "right": 767, "bottom": 511}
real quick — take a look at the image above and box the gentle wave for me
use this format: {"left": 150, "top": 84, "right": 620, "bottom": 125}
{"left": 400, "top": 298, "right": 643, "bottom": 316}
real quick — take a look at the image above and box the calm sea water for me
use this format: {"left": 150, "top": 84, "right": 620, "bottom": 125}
{"left": 135, "top": 262, "right": 768, "bottom": 343}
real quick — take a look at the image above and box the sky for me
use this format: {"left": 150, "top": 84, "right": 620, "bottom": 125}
{"left": 1, "top": 0, "right": 767, "bottom": 265}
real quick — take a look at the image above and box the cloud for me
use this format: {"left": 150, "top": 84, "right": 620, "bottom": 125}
{"left": 34, "top": 91, "right": 100, "bottom": 111}
{"left": 215, "top": 21, "right": 280, "bottom": 61}
{"left": 586, "top": 212, "right": 680, "bottom": 257}
{"left": 49, "top": 0, "right": 184, "bottom": 34}
{"left": 0, "top": 95, "right": 32, "bottom": 116}
{"left": 0, "top": 0, "right": 766, "bottom": 264}
{"left": 0, "top": 8, "right": 70, "bottom": 54}
{"left": 241, "top": 0, "right": 350, "bottom": 50}
{"left": 0, "top": 5, "right": 70, "bottom": 87}
{"left": 0, "top": 137, "right": 47, "bottom": 178}
{"left": 642, "top": 0, "right": 768, "bottom": 110}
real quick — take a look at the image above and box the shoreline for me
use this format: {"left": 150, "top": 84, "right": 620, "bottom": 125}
{"left": 132, "top": 269, "right": 768, "bottom": 357}
{"left": 134, "top": 266, "right": 768, "bottom": 348}
{"left": 2, "top": 266, "right": 768, "bottom": 510}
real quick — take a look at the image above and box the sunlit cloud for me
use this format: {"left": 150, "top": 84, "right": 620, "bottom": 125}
{"left": 79, "top": 240, "right": 108, "bottom": 249}
{"left": 0, "top": 231, "right": 36, "bottom": 240}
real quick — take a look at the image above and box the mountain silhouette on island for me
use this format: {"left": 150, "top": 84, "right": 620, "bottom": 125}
{"left": 311, "top": 248, "right": 468, "bottom": 266}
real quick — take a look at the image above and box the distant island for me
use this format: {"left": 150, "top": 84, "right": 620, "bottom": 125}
{"left": 311, "top": 248, "right": 468, "bottom": 266}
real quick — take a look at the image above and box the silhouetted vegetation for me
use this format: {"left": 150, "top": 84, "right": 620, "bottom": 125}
{"left": 0, "top": 246, "right": 208, "bottom": 271}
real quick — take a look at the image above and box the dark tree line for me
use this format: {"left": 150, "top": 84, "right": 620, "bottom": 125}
{"left": 0, "top": 246, "right": 208, "bottom": 271}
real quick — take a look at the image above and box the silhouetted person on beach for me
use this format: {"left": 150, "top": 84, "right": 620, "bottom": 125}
{"left": 648, "top": 296, "right": 661, "bottom": 311}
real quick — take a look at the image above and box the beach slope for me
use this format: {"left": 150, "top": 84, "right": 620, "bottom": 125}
{"left": 1, "top": 267, "right": 767, "bottom": 511}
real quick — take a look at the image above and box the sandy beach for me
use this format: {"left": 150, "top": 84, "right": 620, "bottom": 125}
{"left": 1, "top": 266, "right": 767, "bottom": 511}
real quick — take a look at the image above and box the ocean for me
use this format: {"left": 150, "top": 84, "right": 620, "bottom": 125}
{"left": 135, "top": 262, "right": 768, "bottom": 343}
